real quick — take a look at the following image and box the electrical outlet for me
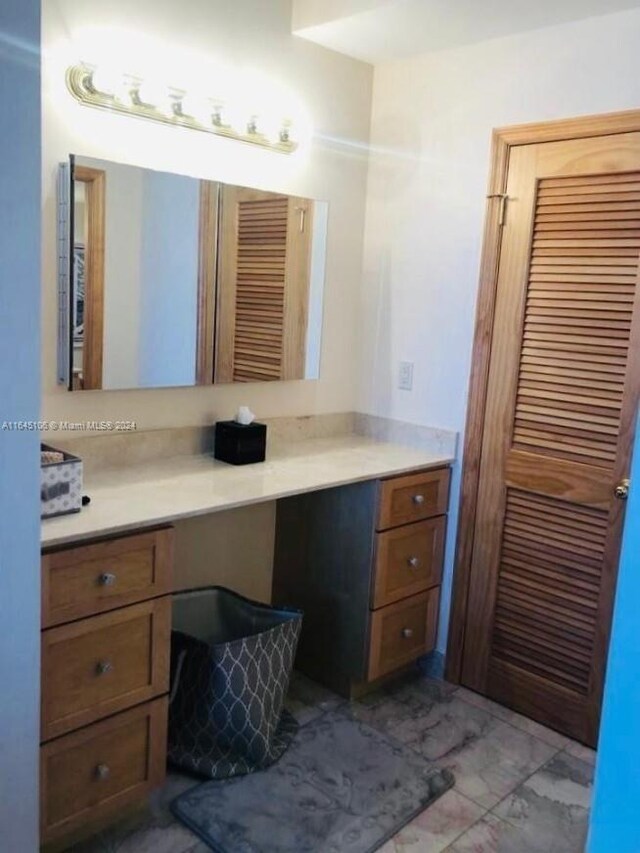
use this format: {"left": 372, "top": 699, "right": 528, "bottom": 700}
{"left": 398, "top": 361, "right": 414, "bottom": 391}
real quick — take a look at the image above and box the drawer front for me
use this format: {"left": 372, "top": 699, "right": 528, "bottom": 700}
{"left": 41, "top": 598, "right": 171, "bottom": 741}
{"left": 372, "top": 517, "right": 445, "bottom": 609}
{"left": 42, "top": 527, "right": 173, "bottom": 628}
{"left": 368, "top": 588, "right": 440, "bottom": 681}
{"left": 377, "top": 468, "right": 450, "bottom": 530}
{"left": 40, "top": 697, "right": 168, "bottom": 845}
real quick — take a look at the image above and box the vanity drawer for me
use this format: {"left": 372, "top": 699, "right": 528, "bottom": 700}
{"left": 368, "top": 588, "right": 439, "bottom": 681}
{"left": 377, "top": 468, "right": 450, "bottom": 531}
{"left": 42, "top": 527, "right": 173, "bottom": 628}
{"left": 371, "top": 517, "right": 445, "bottom": 609}
{"left": 41, "top": 598, "right": 171, "bottom": 741}
{"left": 40, "top": 697, "right": 168, "bottom": 845}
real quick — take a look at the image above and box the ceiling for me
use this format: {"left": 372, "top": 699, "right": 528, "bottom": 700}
{"left": 292, "top": 0, "right": 640, "bottom": 64}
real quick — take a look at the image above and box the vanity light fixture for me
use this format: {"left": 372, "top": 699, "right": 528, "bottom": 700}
{"left": 65, "top": 63, "right": 298, "bottom": 154}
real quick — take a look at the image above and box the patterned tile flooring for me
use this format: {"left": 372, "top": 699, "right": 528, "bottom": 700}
{"left": 68, "top": 672, "right": 595, "bottom": 853}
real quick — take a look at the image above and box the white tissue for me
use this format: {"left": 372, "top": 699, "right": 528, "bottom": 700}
{"left": 235, "top": 406, "right": 255, "bottom": 426}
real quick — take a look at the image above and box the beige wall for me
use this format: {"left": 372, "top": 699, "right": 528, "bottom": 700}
{"left": 42, "top": 0, "right": 373, "bottom": 428}
{"left": 174, "top": 504, "right": 276, "bottom": 603}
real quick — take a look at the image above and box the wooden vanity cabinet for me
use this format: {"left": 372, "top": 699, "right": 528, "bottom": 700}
{"left": 272, "top": 466, "right": 450, "bottom": 697}
{"left": 40, "top": 527, "right": 173, "bottom": 848}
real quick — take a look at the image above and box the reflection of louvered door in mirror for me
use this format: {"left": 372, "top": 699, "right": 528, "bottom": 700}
{"left": 460, "top": 132, "right": 640, "bottom": 746}
{"left": 215, "top": 186, "right": 313, "bottom": 382}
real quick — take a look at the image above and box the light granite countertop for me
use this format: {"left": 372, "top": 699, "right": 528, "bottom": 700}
{"left": 41, "top": 434, "right": 454, "bottom": 548}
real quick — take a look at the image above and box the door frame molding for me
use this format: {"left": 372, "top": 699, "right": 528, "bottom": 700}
{"left": 445, "top": 108, "right": 640, "bottom": 684}
{"left": 195, "top": 180, "right": 219, "bottom": 385}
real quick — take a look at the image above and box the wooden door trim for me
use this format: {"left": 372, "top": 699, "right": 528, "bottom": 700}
{"left": 445, "top": 108, "right": 640, "bottom": 684}
{"left": 214, "top": 184, "right": 240, "bottom": 383}
{"left": 74, "top": 165, "right": 105, "bottom": 391}
{"left": 282, "top": 197, "right": 313, "bottom": 379}
{"left": 195, "top": 180, "right": 219, "bottom": 385}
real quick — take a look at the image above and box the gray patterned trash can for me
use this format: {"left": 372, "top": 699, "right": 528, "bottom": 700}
{"left": 168, "top": 587, "right": 302, "bottom": 779}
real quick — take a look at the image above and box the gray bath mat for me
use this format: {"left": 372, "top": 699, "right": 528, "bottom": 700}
{"left": 171, "top": 708, "right": 454, "bottom": 853}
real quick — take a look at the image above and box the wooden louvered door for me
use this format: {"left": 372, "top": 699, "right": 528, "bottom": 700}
{"left": 461, "top": 132, "right": 640, "bottom": 746}
{"left": 215, "top": 186, "right": 313, "bottom": 382}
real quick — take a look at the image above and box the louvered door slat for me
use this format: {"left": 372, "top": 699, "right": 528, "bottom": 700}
{"left": 540, "top": 173, "right": 640, "bottom": 189}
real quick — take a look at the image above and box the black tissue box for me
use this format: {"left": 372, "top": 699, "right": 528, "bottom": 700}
{"left": 214, "top": 420, "right": 267, "bottom": 465}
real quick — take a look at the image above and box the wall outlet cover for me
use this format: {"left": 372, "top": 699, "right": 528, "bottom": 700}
{"left": 398, "top": 361, "right": 414, "bottom": 391}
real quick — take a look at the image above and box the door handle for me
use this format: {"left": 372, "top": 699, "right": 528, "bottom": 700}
{"left": 615, "top": 479, "right": 630, "bottom": 500}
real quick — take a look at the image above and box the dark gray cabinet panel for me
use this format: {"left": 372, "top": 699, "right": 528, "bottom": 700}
{"left": 273, "top": 480, "right": 378, "bottom": 695}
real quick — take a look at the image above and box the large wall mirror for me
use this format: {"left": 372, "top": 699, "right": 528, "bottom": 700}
{"left": 61, "top": 155, "right": 328, "bottom": 391}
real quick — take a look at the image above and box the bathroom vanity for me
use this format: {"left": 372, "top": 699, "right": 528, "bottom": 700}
{"left": 273, "top": 465, "right": 450, "bottom": 696}
{"left": 39, "top": 432, "right": 452, "bottom": 846}
{"left": 42, "top": 149, "right": 455, "bottom": 848}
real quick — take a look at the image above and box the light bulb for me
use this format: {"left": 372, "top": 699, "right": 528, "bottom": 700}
{"left": 225, "top": 102, "right": 253, "bottom": 136}
{"left": 180, "top": 94, "right": 215, "bottom": 124}
{"left": 135, "top": 79, "right": 173, "bottom": 113}
{"left": 256, "top": 114, "right": 293, "bottom": 144}
{"left": 211, "top": 104, "right": 227, "bottom": 128}
{"left": 89, "top": 66, "right": 139, "bottom": 104}
{"left": 279, "top": 122, "right": 295, "bottom": 145}
{"left": 89, "top": 66, "right": 121, "bottom": 97}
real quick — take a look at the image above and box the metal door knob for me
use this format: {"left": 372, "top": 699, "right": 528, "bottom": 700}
{"left": 615, "top": 479, "right": 630, "bottom": 500}
{"left": 95, "top": 764, "right": 110, "bottom": 781}
{"left": 96, "top": 660, "right": 113, "bottom": 676}
{"left": 401, "top": 628, "right": 414, "bottom": 639}
{"left": 99, "top": 572, "right": 116, "bottom": 586}
{"left": 412, "top": 494, "right": 425, "bottom": 505}
{"left": 407, "top": 556, "right": 420, "bottom": 569}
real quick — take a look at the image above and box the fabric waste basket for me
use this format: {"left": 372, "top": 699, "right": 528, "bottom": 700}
{"left": 168, "top": 586, "right": 302, "bottom": 779}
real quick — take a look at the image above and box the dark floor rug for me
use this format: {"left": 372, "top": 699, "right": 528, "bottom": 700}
{"left": 171, "top": 708, "right": 454, "bottom": 853}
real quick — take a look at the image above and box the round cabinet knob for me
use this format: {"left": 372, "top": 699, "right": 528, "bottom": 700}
{"left": 407, "top": 556, "right": 420, "bottom": 569}
{"left": 614, "top": 479, "right": 630, "bottom": 500}
{"left": 99, "top": 573, "right": 116, "bottom": 586}
{"left": 96, "top": 660, "right": 113, "bottom": 676}
{"left": 95, "top": 764, "right": 110, "bottom": 781}
{"left": 401, "top": 627, "right": 414, "bottom": 639}
{"left": 412, "top": 494, "right": 425, "bottom": 505}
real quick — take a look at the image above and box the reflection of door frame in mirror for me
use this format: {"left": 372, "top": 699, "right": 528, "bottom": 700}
{"left": 215, "top": 186, "right": 313, "bottom": 383}
{"left": 195, "top": 181, "right": 220, "bottom": 385}
{"left": 284, "top": 198, "right": 314, "bottom": 378}
{"left": 73, "top": 165, "right": 105, "bottom": 390}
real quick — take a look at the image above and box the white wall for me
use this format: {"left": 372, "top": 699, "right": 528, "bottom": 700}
{"left": 360, "top": 6, "right": 640, "bottom": 651}
{"left": 0, "top": 0, "right": 41, "bottom": 848}
{"left": 42, "top": 0, "right": 372, "bottom": 427}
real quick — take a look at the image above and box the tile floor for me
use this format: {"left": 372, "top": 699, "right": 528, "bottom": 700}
{"left": 68, "top": 672, "right": 595, "bottom": 853}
